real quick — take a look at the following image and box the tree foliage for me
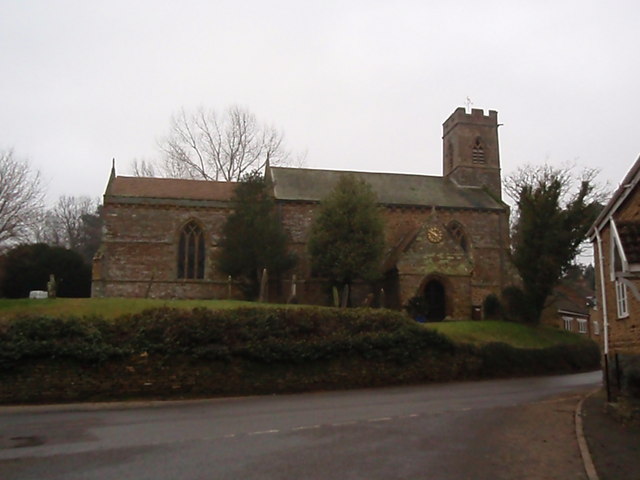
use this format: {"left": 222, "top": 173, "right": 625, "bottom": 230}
{"left": 308, "top": 175, "right": 385, "bottom": 290}
{"left": 0, "top": 243, "right": 91, "bottom": 298}
{"left": 134, "top": 106, "right": 296, "bottom": 181}
{"left": 507, "top": 164, "right": 603, "bottom": 323}
{"left": 0, "top": 149, "right": 44, "bottom": 250}
{"left": 217, "top": 171, "right": 295, "bottom": 298}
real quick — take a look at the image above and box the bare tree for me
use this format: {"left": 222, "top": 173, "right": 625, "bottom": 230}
{"left": 51, "top": 196, "right": 99, "bottom": 251}
{"left": 0, "top": 149, "right": 44, "bottom": 250}
{"left": 149, "top": 106, "right": 293, "bottom": 181}
{"left": 32, "top": 196, "right": 102, "bottom": 263}
{"left": 131, "top": 158, "right": 156, "bottom": 177}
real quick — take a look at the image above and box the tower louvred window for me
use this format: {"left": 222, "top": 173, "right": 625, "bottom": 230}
{"left": 472, "top": 137, "right": 485, "bottom": 163}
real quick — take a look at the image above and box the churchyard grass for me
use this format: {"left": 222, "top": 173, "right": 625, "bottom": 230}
{"left": 0, "top": 297, "right": 258, "bottom": 321}
{"left": 426, "top": 320, "right": 588, "bottom": 349}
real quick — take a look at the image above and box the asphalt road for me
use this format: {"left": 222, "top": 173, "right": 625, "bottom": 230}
{"left": 0, "top": 371, "right": 601, "bottom": 480}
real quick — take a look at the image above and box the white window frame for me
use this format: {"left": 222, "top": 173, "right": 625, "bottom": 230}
{"left": 615, "top": 280, "right": 629, "bottom": 318}
{"left": 592, "top": 320, "right": 600, "bottom": 335}
{"left": 577, "top": 318, "right": 587, "bottom": 334}
{"left": 562, "top": 316, "right": 573, "bottom": 331}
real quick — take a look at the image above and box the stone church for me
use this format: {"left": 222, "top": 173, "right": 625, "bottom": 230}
{"left": 92, "top": 107, "right": 518, "bottom": 320}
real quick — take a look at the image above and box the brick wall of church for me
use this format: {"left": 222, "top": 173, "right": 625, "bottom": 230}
{"left": 93, "top": 201, "right": 242, "bottom": 299}
{"left": 94, "top": 193, "right": 517, "bottom": 317}
{"left": 277, "top": 200, "right": 516, "bottom": 315}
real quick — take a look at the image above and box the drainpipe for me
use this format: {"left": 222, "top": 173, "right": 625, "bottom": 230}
{"left": 595, "top": 228, "right": 611, "bottom": 401}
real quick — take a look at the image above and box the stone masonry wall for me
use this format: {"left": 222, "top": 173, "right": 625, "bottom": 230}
{"left": 94, "top": 201, "right": 241, "bottom": 299}
{"left": 278, "top": 201, "right": 515, "bottom": 314}
{"left": 95, "top": 195, "right": 517, "bottom": 316}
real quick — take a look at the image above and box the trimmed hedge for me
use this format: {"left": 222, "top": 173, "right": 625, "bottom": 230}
{"left": 0, "top": 307, "right": 600, "bottom": 403}
{"left": 0, "top": 307, "right": 455, "bottom": 369}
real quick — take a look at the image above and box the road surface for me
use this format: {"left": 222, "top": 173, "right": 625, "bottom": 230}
{"left": 0, "top": 371, "right": 601, "bottom": 479}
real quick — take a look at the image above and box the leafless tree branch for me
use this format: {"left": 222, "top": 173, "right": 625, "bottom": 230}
{"left": 0, "top": 149, "right": 44, "bottom": 250}
{"left": 147, "top": 106, "right": 294, "bottom": 181}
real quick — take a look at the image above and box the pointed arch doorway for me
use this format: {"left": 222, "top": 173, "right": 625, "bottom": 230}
{"left": 423, "top": 279, "right": 446, "bottom": 321}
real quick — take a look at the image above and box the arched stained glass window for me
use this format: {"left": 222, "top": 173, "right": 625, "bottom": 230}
{"left": 178, "top": 221, "right": 205, "bottom": 279}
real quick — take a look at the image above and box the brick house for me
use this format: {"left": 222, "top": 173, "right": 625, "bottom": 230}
{"left": 92, "top": 107, "right": 519, "bottom": 319}
{"left": 589, "top": 155, "right": 640, "bottom": 397}
{"left": 541, "top": 281, "right": 597, "bottom": 339}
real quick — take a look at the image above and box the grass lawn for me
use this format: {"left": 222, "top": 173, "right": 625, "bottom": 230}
{"left": 426, "top": 320, "right": 589, "bottom": 349}
{"left": 0, "top": 297, "right": 259, "bottom": 321}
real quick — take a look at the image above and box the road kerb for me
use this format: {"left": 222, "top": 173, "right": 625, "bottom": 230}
{"left": 575, "top": 389, "right": 600, "bottom": 480}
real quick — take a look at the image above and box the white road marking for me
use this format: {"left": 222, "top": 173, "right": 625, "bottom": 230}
{"left": 368, "top": 417, "right": 392, "bottom": 422}
{"left": 249, "top": 430, "right": 279, "bottom": 436}
{"left": 292, "top": 425, "right": 320, "bottom": 431}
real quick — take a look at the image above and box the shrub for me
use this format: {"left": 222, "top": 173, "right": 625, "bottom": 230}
{"left": 404, "top": 296, "right": 429, "bottom": 321}
{"left": 501, "top": 286, "right": 530, "bottom": 323}
{"left": 619, "top": 354, "right": 640, "bottom": 399}
{"left": 0, "top": 307, "right": 456, "bottom": 369}
{"left": 477, "top": 340, "right": 600, "bottom": 376}
{"left": 0, "top": 315, "right": 124, "bottom": 368}
{"left": 0, "top": 243, "right": 91, "bottom": 298}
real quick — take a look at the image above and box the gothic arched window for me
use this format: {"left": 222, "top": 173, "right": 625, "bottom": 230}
{"left": 178, "top": 220, "right": 205, "bottom": 279}
{"left": 472, "top": 137, "right": 485, "bottom": 163}
{"left": 447, "top": 221, "right": 468, "bottom": 253}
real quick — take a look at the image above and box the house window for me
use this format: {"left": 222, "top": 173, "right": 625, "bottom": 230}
{"left": 593, "top": 320, "right": 600, "bottom": 335}
{"left": 178, "top": 221, "right": 205, "bottom": 279}
{"left": 577, "top": 318, "right": 587, "bottom": 334}
{"left": 472, "top": 137, "right": 485, "bottom": 163}
{"left": 615, "top": 280, "right": 629, "bottom": 318}
{"left": 562, "top": 316, "right": 573, "bottom": 331}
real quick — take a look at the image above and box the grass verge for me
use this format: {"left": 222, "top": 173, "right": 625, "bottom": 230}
{"left": 426, "top": 320, "right": 589, "bottom": 349}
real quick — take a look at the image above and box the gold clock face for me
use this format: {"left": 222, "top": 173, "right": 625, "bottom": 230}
{"left": 426, "top": 226, "right": 444, "bottom": 243}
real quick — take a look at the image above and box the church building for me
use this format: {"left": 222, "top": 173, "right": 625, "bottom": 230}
{"left": 92, "top": 107, "right": 518, "bottom": 320}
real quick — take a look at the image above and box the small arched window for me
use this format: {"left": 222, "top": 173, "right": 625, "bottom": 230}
{"left": 447, "top": 221, "right": 468, "bottom": 253}
{"left": 472, "top": 137, "right": 485, "bottom": 163}
{"left": 178, "top": 221, "right": 205, "bottom": 279}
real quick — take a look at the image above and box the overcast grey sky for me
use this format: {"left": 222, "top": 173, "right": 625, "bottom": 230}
{"left": 1, "top": 0, "right": 639, "bottom": 205}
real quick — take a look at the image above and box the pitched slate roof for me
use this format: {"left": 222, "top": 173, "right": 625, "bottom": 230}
{"left": 267, "top": 167, "right": 504, "bottom": 210}
{"left": 105, "top": 176, "right": 236, "bottom": 202}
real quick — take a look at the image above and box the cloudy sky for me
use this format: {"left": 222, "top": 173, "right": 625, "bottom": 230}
{"left": 1, "top": 0, "right": 639, "bottom": 205}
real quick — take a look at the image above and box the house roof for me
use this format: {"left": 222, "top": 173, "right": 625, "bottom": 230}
{"left": 267, "top": 166, "right": 504, "bottom": 210}
{"left": 589, "top": 155, "right": 640, "bottom": 237}
{"left": 553, "top": 281, "right": 594, "bottom": 317}
{"left": 105, "top": 176, "right": 236, "bottom": 202}
{"left": 617, "top": 221, "right": 640, "bottom": 264}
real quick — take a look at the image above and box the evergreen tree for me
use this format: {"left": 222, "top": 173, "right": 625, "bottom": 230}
{"left": 217, "top": 171, "right": 295, "bottom": 299}
{"left": 308, "top": 175, "right": 385, "bottom": 303}
{"left": 0, "top": 243, "right": 91, "bottom": 298}
{"left": 508, "top": 164, "right": 602, "bottom": 323}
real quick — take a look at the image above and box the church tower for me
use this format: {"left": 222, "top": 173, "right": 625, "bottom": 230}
{"left": 442, "top": 107, "right": 502, "bottom": 200}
